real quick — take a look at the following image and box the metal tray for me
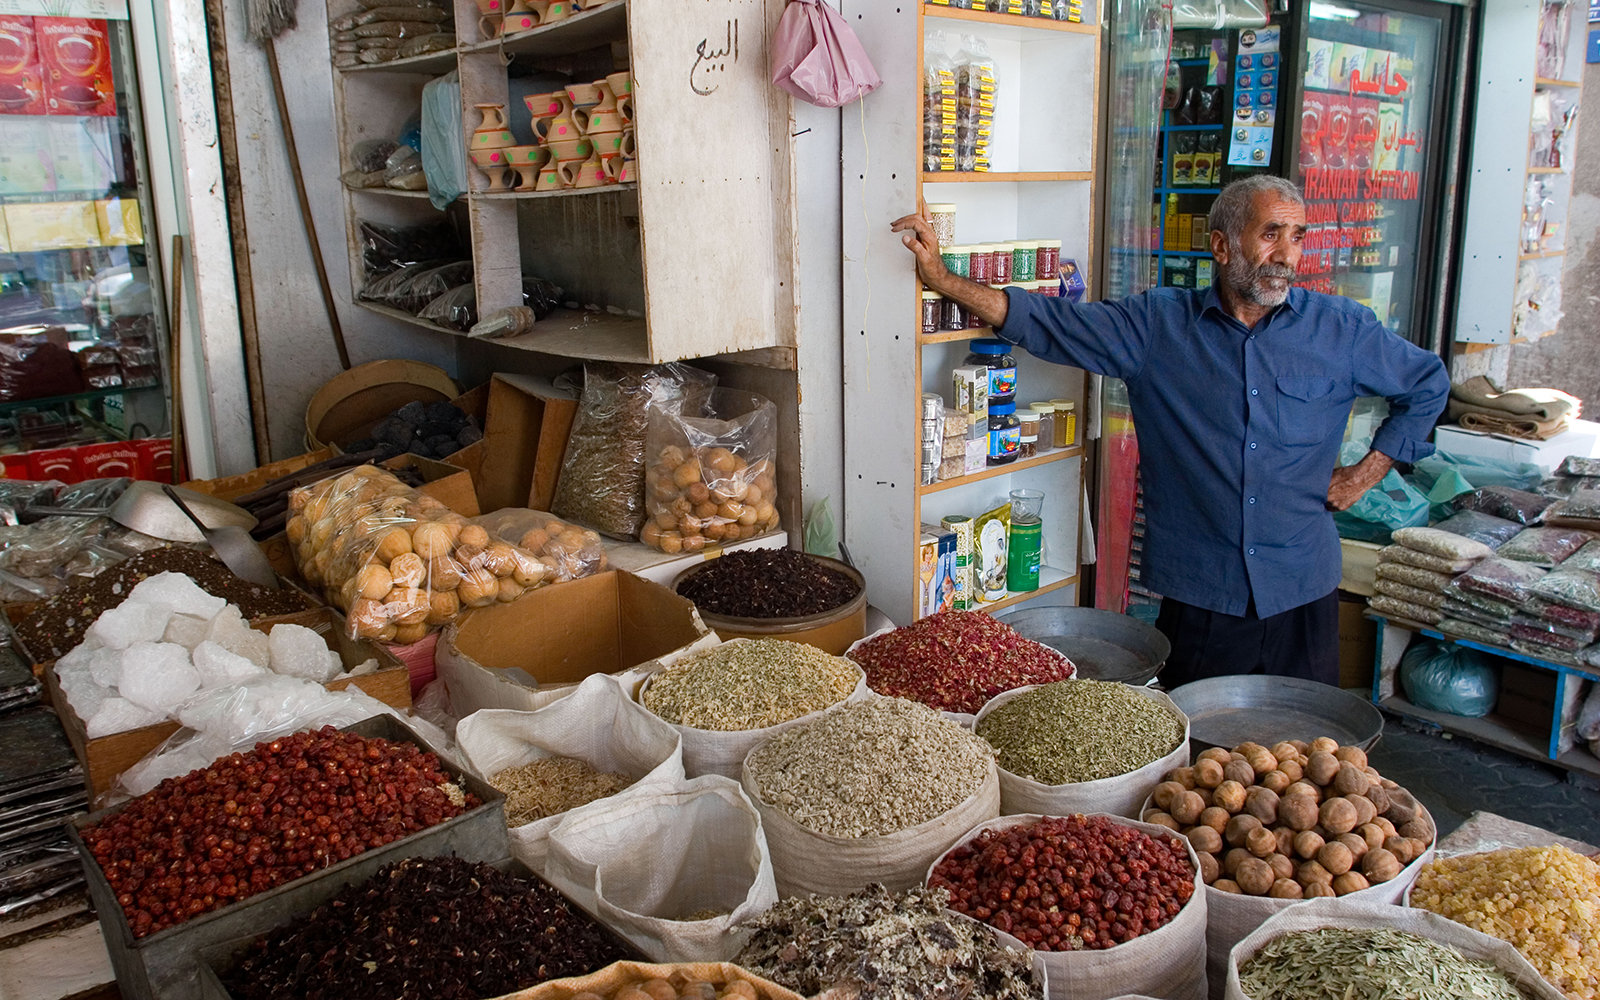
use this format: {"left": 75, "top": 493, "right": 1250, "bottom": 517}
{"left": 69, "top": 714, "right": 507, "bottom": 1000}
{"left": 993, "top": 605, "right": 1171, "bottom": 685}
{"left": 1166, "top": 675, "right": 1385, "bottom": 751}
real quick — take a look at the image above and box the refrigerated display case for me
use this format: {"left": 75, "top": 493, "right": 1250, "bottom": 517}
{"left": 0, "top": 5, "right": 173, "bottom": 480}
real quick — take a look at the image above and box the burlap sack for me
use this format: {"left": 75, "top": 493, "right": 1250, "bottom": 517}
{"left": 742, "top": 738, "right": 1000, "bottom": 898}
{"left": 543, "top": 774, "right": 777, "bottom": 962}
{"left": 927, "top": 813, "right": 1209, "bottom": 1000}
{"left": 1223, "top": 897, "right": 1567, "bottom": 1000}
{"left": 974, "top": 684, "right": 1190, "bottom": 819}
{"left": 634, "top": 638, "right": 871, "bottom": 779}
{"left": 455, "top": 673, "right": 686, "bottom": 873}
{"left": 491, "top": 961, "right": 806, "bottom": 1000}
{"left": 1195, "top": 802, "right": 1436, "bottom": 1000}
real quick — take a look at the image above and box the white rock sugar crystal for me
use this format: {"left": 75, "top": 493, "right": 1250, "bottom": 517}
{"left": 127, "top": 572, "right": 227, "bottom": 619}
{"left": 84, "top": 601, "right": 171, "bottom": 650}
{"left": 86, "top": 696, "right": 164, "bottom": 737}
{"left": 117, "top": 641, "right": 201, "bottom": 712}
{"left": 207, "top": 606, "right": 270, "bottom": 667}
{"left": 192, "top": 640, "right": 267, "bottom": 689}
{"left": 267, "top": 624, "right": 342, "bottom": 682}
{"left": 87, "top": 647, "right": 126, "bottom": 688}
{"left": 66, "top": 680, "right": 107, "bottom": 721}
{"left": 162, "top": 613, "right": 211, "bottom": 650}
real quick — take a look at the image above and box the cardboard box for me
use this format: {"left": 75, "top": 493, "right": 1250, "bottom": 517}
{"left": 33, "top": 17, "right": 116, "bottom": 117}
{"left": 1338, "top": 593, "right": 1376, "bottom": 690}
{"left": 76, "top": 441, "right": 140, "bottom": 478}
{"left": 180, "top": 446, "right": 339, "bottom": 502}
{"left": 28, "top": 446, "right": 80, "bottom": 482}
{"left": 443, "top": 374, "right": 578, "bottom": 513}
{"left": 437, "top": 570, "right": 714, "bottom": 715}
{"left": 382, "top": 453, "right": 479, "bottom": 517}
{"left": 0, "top": 16, "right": 48, "bottom": 117}
{"left": 601, "top": 528, "right": 786, "bottom": 586}
{"left": 44, "top": 607, "right": 412, "bottom": 798}
{"left": 3, "top": 200, "right": 99, "bottom": 251}
{"left": 131, "top": 438, "right": 172, "bottom": 481}
{"left": 1435, "top": 420, "right": 1600, "bottom": 476}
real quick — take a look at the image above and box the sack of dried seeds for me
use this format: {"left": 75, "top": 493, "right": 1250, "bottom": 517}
{"left": 741, "top": 696, "right": 999, "bottom": 898}
{"left": 974, "top": 681, "right": 1190, "bottom": 819}
{"left": 543, "top": 773, "right": 778, "bottom": 963}
{"left": 1225, "top": 898, "right": 1568, "bottom": 1000}
{"left": 636, "top": 638, "right": 868, "bottom": 779}
{"left": 455, "top": 674, "right": 685, "bottom": 872}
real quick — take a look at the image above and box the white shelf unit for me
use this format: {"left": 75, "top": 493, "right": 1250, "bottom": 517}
{"left": 842, "top": 3, "right": 1101, "bottom": 625}
{"left": 324, "top": 0, "right": 807, "bottom": 536}
{"left": 1452, "top": 0, "right": 1584, "bottom": 345}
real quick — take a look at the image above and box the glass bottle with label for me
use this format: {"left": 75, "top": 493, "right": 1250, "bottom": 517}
{"left": 987, "top": 402, "right": 1020, "bottom": 465}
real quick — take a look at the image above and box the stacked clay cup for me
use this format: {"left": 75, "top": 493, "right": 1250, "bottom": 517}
{"left": 468, "top": 103, "right": 516, "bottom": 191}
{"left": 516, "top": 73, "right": 635, "bottom": 190}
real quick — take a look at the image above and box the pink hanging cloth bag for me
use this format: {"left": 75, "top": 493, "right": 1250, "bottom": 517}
{"left": 770, "top": 0, "right": 883, "bottom": 108}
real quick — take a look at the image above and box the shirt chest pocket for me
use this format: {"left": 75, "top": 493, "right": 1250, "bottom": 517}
{"left": 1277, "top": 375, "right": 1340, "bottom": 446}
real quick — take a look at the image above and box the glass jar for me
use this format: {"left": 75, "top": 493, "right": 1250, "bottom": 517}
{"left": 1018, "top": 411, "right": 1039, "bottom": 460}
{"left": 965, "top": 339, "right": 1016, "bottom": 406}
{"left": 969, "top": 245, "right": 994, "bottom": 284}
{"left": 1029, "top": 403, "right": 1054, "bottom": 453}
{"left": 921, "top": 291, "right": 941, "bottom": 336}
{"left": 1052, "top": 399, "right": 1077, "bottom": 447}
{"left": 927, "top": 203, "right": 957, "bottom": 246}
{"left": 991, "top": 242, "right": 1013, "bottom": 285}
{"left": 1011, "top": 241, "right": 1039, "bottom": 283}
{"left": 940, "top": 244, "right": 971, "bottom": 279}
{"left": 987, "top": 402, "right": 1020, "bottom": 465}
{"left": 1036, "top": 239, "right": 1061, "bottom": 278}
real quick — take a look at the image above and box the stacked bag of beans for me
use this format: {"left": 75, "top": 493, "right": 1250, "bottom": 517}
{"left": 330, "top": 0, "right": 455, "bottom": 69}
{"left": 1371, "top": 526, "right": 1494, "bottom": 625}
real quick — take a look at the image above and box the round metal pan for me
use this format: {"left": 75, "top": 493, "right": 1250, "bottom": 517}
{"left": 993, "top": 606, "right": 1170, "bottom": 685}
{"left": 1167, "top": 675, "right": 1385, "bottom": 751}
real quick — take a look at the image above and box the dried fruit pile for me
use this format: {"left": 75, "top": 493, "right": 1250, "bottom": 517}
{"left": 1140, "top": 738, "right": 1434, "bottom": 899}
{"left": 81, "top": 726, "right": 477, "bottom": 936}
{"left": 222, "top": 857, "right": 631, "bottom": 1000}
{"left": 847, "top": 611, "right": 1074, "bottom": 714}
{"left": 929, "top": 814, "right": 1196, "bottom": 950}
{"left": 675, "top": 548, "right": 860, "bottom": 618}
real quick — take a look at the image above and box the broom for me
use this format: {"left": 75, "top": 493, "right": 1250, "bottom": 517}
{"left": 244, "top": 0, "right": 353, "bottom": 369}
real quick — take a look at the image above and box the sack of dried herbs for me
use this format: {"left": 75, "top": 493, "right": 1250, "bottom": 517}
{"left": 741, "top": 696, "right": 1000, "bottom": 897}
{"left": 974, "top": 681, "right": 1190, "bottom": 820}
{"left": 927, "top": 813, "right": 1209, "bottom": 1000}
{"left": 1223, "top": 897, "right": 1568, "bottom": 1000}
{"left": 636, "top": 638, "right": 870, "bottom": 779}
{"left": 456, "top": 673, "right": 686, "bottom": 872}
{"left": 543, "top": 773, "right": 778, "bottom": 963}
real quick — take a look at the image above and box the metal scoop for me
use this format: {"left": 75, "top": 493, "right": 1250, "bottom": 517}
{"left": 160, "top": 485, "right": 280, "bottom": 590}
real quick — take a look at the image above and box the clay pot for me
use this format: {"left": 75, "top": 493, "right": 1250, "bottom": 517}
{"left": 566, "top": 80, "right": 603, "bottom": 110}
{"left": 582, "top": 106, "right": 624, "bottom": 135}
{"left": 525, "top": 90, "right": 572, "bottom": 121}
{"left": 535, "top": 165, "right": 564, "bottom": 191}
{"left": 474, "top": 103, "right": 509, "bottom": 132}
{"left": 585, "top": 127, "right": 626, "bottom": 159}
{"left": 545, "top": 135, "right": 592, "bottom": 162}
{"left": 559, "top": 153, "right": 611, "bottom": 189}
{"left": 469, "top": 147, "right": 512, "bottom": 191}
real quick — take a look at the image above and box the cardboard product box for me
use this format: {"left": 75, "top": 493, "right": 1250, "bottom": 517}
{"left": 34, "top": 17, "right": 116, "bottom": 117}
{"left": 0, "top": 16, "right": 48, "bottom": 116}
{"left": 27, "top": 445, "right": 80, "bottom": 482}
{"left": 131, "top": 438, "right": 172, "bottom": 481}
{"left": 68, "top": 714, "right": 505, "bottom": 1000}
{"left": 1434, "top": 420, "right": 1600, "bottom": 477}
{"left": 93, "top": 197, "right": 142, "bottom": 245}
{"left": 1338, "top": 593, "right": 1376, "bottom": 690}
{"left": 3, "top": 200, "right": 99, "bottom": 251}
{"left": 0, "top": 453, "right": 30, "bottom": 479}
{"left": 44, "top": 607, "right": 413, "bottom": 798}
{"left": 442, "top": 374, "right": 578, "bottom": 513}
{"left": 180, "top": 446, "right": 339, "bottom": 502}
{"left": 437, "top": 569, "right": 714, "bottom": 715}
{"left": 76, "top": 440, "right": 140, "bottom": 478}
{"left": 601, "top": 528, "right": 786, "bottom": 586}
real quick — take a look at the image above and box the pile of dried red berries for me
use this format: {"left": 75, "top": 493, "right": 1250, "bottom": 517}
{"left": 81, "top": 726, "right": 477, "bottom": 936}
{"left": 929, "top": 814, "right": 1197, "bottom": 951}
{"left": 848, "top": 611, "right": 1074, "bottom": 714}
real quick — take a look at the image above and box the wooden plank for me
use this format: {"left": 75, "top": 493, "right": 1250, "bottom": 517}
{"left": 917, "top": 445, "right": 1085, "bottom": 495}
{"left": 629, "top": 0, "right": 796, "bottom": 360}
{"left": 923, "top": 6, "right": 1098, "bottom": 36}
{"left": 922, "top": 171, "right": 1095, "bottom": 183}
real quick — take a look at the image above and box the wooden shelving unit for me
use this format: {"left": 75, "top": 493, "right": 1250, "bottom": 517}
{"left": 842, "top": 2, "right": 1101, "bottom": 624}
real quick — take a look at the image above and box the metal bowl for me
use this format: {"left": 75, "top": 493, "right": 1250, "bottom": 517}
{"left": 993, "top": 605, "right": 1171, "bottom": 685}
{"left": 1166, "top": 675, "right": 1385, "bottom": 751}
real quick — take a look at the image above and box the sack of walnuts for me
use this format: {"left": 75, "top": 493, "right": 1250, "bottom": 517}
{"left": 642, "top": 389, "right": 781, "bottom": 553}
{"left": 287, "top": 465, "right": 548, "bottom": 642}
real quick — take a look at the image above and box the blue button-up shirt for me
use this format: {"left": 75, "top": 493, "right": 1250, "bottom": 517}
{"left": 997, "top": 284, "right": 1450, "bottom": 618}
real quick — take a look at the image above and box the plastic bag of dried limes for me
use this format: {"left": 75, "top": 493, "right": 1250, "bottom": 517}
{"left": 641, "top": 389, "right": 781, "bottom": 554}
{"left": 287, "top": 465, "right": 548, "bottom": 642}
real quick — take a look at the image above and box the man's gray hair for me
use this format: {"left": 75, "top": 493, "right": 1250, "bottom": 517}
{"left": 1209, "top": 176, "right": 1304, "bottom": 243}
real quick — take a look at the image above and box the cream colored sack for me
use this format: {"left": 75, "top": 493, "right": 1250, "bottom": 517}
{"left": 928, "top": 813, "right": 1209, "bottom": 1000}
{"left": 1223, "top": 897, "right": 1567, "bottom": 1000}
{"left": 543, "top": 774, "right": 777, "bottom": 962}
{"left": 974, "top": 684, "right": 1190, "bottom": 819}
{"left": 634, "top": 638, "right": 871, "bottom": 779}
{"left": 491, "top": 961, "right": 806, "bottom": 1000}
{"left": 455, "top": 673, "right": 685, "bottom": 873}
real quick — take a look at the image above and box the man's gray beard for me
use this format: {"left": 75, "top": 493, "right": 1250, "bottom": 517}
{"left": 1222, "top": 251, "right": 1295, "bottom": 308}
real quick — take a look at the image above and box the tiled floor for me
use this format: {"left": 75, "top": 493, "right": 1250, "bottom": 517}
{"left": 1368, "top": 711, "right": 1600, "bottom": 844}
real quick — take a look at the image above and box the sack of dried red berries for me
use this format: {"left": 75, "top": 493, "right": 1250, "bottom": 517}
{"left": 845, "top": 611, "right": 1077, "bottom": 728}
{"left": 974, "top": 681, "right": 1191, "bottom": 820}
{"left": 926, "top": 813, "right": 1209, "bottom": 1000}
{"left": 740, "top": 696, "right": 1001, "bottom": 897}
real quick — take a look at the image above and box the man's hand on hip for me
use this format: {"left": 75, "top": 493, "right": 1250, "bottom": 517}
{"left": 1326, "top": 449, "right": 1395, "bottom": 511}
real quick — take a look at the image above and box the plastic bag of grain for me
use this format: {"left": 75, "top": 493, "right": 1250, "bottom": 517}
{"left": 927, "top": 813, "right": 1208, "bottom": 1000}
{"left": 741, "top": 696, "right": 1000, "bottom": 897}
{"left": 543, "top": 774, "right": 777, "bottom": 962}
{"left": 633, "top": 638, "right": 870, "bottom": 779}
{"left": 1224, "top": 897, "right": 1567, "bottom": 1000}
{"left": 974, "top": 682, "right": 1190, "bottom": 819}
{"left": 455, "top": 673, "right": 685, "bottom": 872}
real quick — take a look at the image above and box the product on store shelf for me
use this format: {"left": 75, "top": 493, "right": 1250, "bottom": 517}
{"left": 1496, "top": 526, "right": 1594, "bottom": 568}
{"left": 952, "top": 34, "right": 996, "bottom": 172}
{"left": 974, "top": 501, "right": 1010, "bottom": 601}
{"left": 288, "top": 465, "right": 549, "bottom": 641}
{"left": 923, "top": 37, "right": 956, "bottom": 171}
{"left": 641, "top": 388, "right": 781, "bottom": 552}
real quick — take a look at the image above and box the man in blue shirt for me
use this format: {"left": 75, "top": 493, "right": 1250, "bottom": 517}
{"left": 892, "top": 176, "right": 1450, "bottom": 687}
